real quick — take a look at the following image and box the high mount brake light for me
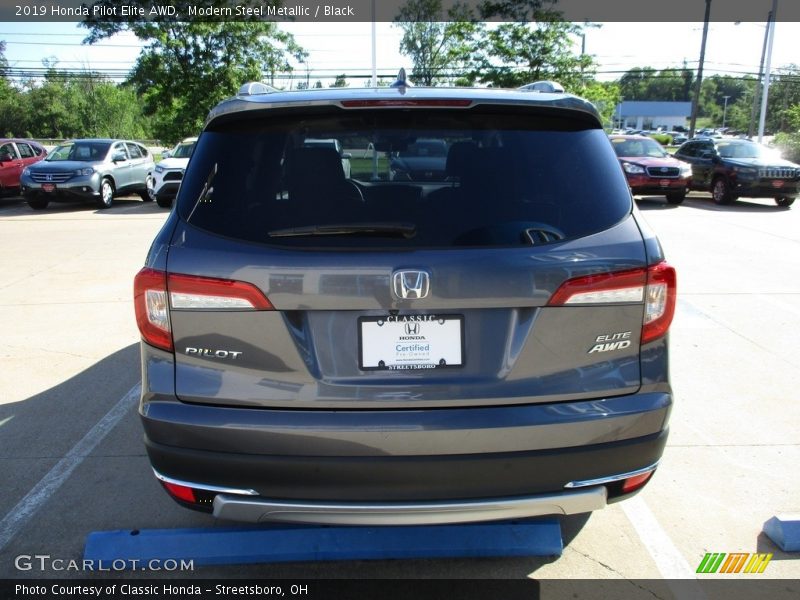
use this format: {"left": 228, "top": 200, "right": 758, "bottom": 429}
{"left": 548, "top": 262, "right": 677, "bottom": 345}
{"left": 134, "top": 268, "right": 273, "bottom": 352}
{"left": 340, "top": 99, "right": 473, "bottom": 108}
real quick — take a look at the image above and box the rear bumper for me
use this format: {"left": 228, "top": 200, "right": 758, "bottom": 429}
{"left": 209, "top": 486, "right": 609, "bottom": 525}
{"left": 144, "top": 418, "right": 668, "bottom": 505}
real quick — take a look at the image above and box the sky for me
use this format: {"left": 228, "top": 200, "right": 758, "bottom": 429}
{"left": 1, "top": 20, "right": 799, "bottom": 88}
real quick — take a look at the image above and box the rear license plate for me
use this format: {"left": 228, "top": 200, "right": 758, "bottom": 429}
{"left": 359, "top": 315, "right": 464, "bottom": 370}
{"left": 42, "top": 183, "right": 56, "bottom": 192}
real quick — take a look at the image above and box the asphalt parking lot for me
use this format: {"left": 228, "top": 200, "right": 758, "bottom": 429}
{"left": 0, "top": 192, "right": 798, "bottom": 588}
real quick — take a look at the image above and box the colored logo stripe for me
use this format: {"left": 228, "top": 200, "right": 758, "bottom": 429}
{"left": 696, "top": 552, "right": 772, "bottom": 574}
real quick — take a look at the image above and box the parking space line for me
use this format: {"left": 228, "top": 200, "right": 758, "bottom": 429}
{"left": 0, "top": 383, "right": 140, "bottom": 552}
{"left": 622, "top": 496, "right": 707, "bottom": 598}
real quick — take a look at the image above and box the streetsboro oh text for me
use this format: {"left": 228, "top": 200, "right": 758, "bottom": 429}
{"left": 15, "top": 584, "right": 309, "bottom": 596}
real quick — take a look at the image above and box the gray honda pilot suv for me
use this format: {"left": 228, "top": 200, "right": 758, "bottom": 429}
{"left": 134, "top": 80, "right": 676, "bottom": 525}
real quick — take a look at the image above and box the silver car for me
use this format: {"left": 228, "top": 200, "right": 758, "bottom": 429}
{"left": 21, "top": 139, "right": 154, "bottom": 210}
{"left": 134, "top": 81, "right": 676, "bottom": 525}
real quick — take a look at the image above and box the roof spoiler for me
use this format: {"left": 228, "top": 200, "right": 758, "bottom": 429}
{"left": 238, "top": 82, "right": 278, "bottom": 97}
{"left": 518, "top": 81, "right": 565, "bottom": 94}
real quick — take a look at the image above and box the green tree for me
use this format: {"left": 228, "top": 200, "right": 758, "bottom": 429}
{"left": 330, "top": 74, "right": 348, "bottom": 88}
{"left": 581, "top": 82, "right": 621, "bottom": 129}
{"left": 467, "top": 1, "right": 595, "bottom": 89}
{"left": 0, "top": 41, "right": 28, "bottom": 137}
{"left": 394, "top": 0, "right": 483, "bottom": 86}
{"left": 82, "top": 10, "right": 306, "bottom": 143}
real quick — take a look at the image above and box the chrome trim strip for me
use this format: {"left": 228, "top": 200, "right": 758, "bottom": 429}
{"left": 152, "top": 469, "right": 259, "bottom": 497}
{"left": 212, "top": 487, "right": 607, "bottom": 526}
{"left": 564, "top": 462, "right": 660, "bottom": 489}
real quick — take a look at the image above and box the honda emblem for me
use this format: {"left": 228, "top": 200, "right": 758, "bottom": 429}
{"left": 392, "top": 270, "right": 430, "bottom": 299}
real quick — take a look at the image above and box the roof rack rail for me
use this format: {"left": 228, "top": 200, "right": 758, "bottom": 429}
{"left": 518, "top": 81, "right": 565, "bottom": 94}
{"left": 238, "top": 82, "right": 278, "bottom": 97}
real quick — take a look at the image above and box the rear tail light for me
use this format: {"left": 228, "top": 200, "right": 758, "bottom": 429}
{"left": 548, "top": 262, "right": 677, "bottom": 344}
{"left": 134, "top": 268, "right": 172, "bottom": 351}
{"left": 134, "top": 268, "right": 273, "bottom": 352}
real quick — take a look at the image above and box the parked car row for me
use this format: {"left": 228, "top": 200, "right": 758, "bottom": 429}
{"left": 0, "top": 139, "right": 48, "bottom": 196}
{"left": 0, "top": 136, "right": 200, "bottom": 211}
{"left": 21, "top": 139, "right": 155, "bottom": 210}
{"left": 611, "top": 133, "right": 799, "bottom": 208}
{"left": 148, "top": 137, "right": 197, "bottom": 208}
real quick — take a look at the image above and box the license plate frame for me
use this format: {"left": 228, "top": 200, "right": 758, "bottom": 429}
{"left": 358, "top": 314, "right": 465, "bottom": 371}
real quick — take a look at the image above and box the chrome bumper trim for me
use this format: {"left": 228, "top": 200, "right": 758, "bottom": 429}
{"left": 564, "top": 461, "right": 660, "bottom": 489}
{"left": 152, "top": 469, "right": 259, "bottom": 497}
{"left": 212, "top": 487, "right": 607, "bottom": 525}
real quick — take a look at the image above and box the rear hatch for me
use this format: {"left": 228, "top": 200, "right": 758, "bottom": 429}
{"left": 158, "top": 101, "right": 663, "bottom": 409}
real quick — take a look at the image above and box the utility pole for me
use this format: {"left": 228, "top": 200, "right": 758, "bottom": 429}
{"left": 689, "top": 0, "right": 712, "bottom": 139}
{"left": 758, "top": 0, "right": 779, "bottom": 143}
{"left": 748, "top": 10, "right": 773, "bottom": 138}
{"left": 722, "top": 95, "right": 730, "bottom": 128}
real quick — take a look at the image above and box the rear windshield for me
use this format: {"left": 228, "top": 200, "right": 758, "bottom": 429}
{"left": 178, "top": 109, "right": 631, "bottom": 248}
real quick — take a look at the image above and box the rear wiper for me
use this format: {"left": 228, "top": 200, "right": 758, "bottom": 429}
{"left": 268, "top": 222, "right": 416, "bottom": 239}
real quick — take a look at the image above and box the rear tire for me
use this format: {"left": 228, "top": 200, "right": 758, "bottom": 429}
{"left": 775, "top": 196, "right": 795, "bottom": 207}
{"left": 27, "top": 198, "right": 49, "bottom": 210}
{"left": 96, "top": 178, "right": 114, "bottom": 209}
{"left": 666, "top": 191, "right": 686, "bottom": 205}
{"left": 711, "top": 177, "right": 732, "bottom": 205}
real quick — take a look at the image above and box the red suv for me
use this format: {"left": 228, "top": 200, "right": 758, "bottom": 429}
{"left": 0, "top": 139, "right": 47, "bottom": 196}
{"left": 610, "top": 135, "right": 691, "bottom": 205}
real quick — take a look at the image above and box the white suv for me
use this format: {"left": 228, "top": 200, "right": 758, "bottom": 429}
{"left": 148, "top": 137, "right": 197, "bottom": 208}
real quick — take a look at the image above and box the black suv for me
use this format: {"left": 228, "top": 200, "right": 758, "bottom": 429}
{"left": 674, "top": 138, "right": 799, "bottom": 207}
{"left": 134, "top": 80, "right": 676, "bottom": 525}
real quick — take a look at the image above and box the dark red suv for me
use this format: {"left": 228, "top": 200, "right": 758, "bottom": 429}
{"left": 610, "top": 135, "right": 692, "bottom": 205}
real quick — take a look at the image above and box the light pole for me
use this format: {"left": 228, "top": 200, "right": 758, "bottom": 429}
{"left": 758, "top": 0, "right": 779, "bottom": 143}
{"left": 748, "top": 12, "right": 773, "bottom": 138}
{"left": 722, "top": 95, "right": 730, "bottom": 129}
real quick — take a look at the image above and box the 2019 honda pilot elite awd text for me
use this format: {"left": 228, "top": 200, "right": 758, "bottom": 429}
{"left": 134, "top": 80, "right": 676, "bottom": 525}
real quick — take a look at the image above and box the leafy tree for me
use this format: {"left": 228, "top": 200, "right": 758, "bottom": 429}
{"left": 330, "top": 74, "right": 348, "bottom": 88}
{"left": 0, "top": 41, "right": 28, "bottom": 137}
{"left": 467, "top": 1, "right": 595, "bottom": 89}
{"left": 394, "top": 0, "right": 483, "bottom": 86}
{"left": 580, "top": 82, "right": 621, "bottom": 129}
{"left": 81, "top": 8, "right": 306, "bottom": 143}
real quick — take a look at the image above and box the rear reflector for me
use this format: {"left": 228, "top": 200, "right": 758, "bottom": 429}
{"left": 134, "top": 268, "right": 273, "bottom": 352}
{"left": 161, "top": 481, "right": 196, "bottom": 504}
{"left": 621, "top": 471, "right": 655, "bottom": 494}
{"left": 548, "top": 262, "right": 677, "bottom": 344}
